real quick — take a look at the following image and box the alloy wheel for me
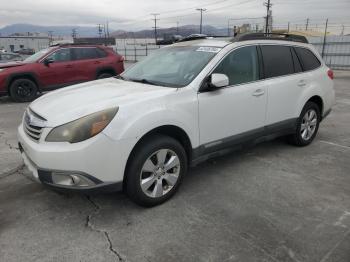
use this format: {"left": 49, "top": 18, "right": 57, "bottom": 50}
{"left": 300, "top": 109, "right": 318, "bottom": 141}
{"left": 140, "top": 149, "right": 181, "bottom": 198}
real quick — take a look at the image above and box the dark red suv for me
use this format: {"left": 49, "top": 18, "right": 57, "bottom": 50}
{"left": 0, "top": 44, "right": 125, "bottom": 102}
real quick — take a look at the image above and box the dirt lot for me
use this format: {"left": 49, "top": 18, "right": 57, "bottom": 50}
{"left": 0, "top": 72, "right": 349, "bottom": 262}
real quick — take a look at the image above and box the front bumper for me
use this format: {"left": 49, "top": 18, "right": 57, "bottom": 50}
{"left": 18, "top": 123, "right": 137, "bottom": 193}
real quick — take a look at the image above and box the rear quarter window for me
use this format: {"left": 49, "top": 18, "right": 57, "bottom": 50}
{"left": 294, "top": 47, "right": 321, "bottom": 71}
{"left": 261, "top": 45, "right": 294, "bottom": 78}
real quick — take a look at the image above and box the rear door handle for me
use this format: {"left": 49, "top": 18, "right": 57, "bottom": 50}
{"left": 65, "top": 64, "right": 73, "bottom": 68}
{"left": 252, "top": 89, "right": 265, "bottom": 97}
{"left": 298, "top": 80, "right": 307, "bottom": 87}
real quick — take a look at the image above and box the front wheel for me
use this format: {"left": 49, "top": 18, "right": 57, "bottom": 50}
{"left": 126, "top": 135, "right": 187, "bottom": 207}
{"left": 288, "top": 101, "right": 321, "bottom": 146}
{"left": 9, "top": 78, "right": 38, "bottom": 102}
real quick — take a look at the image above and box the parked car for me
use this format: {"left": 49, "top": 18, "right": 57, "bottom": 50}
{"left": 156, "top": 35, "right": 183, "bottom": 45}
{"left": 0, "top": 44, "right": 125, "bottom": 102}
{"left": 0, "top": 52, "right": 23, "bottom": 63}
{"left": 18, "top": 33, "right": 335, "bottom": 206}
{"left": 14, "top": 48, "right": 35, "bottom": 55}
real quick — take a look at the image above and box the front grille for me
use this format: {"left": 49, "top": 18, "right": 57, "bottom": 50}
{"left": 24, "top": 121, "right": 43, "bottom": 141}
{"left": 23, "top": 109, "right": 46, "bottom": 142}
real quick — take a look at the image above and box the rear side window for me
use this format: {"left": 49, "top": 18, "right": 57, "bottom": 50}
{"left": 96, "top": 48, "right": 107, "bottom": 58}
{"left": 291, "top": 48, "right": 303, "bottom": 73}
{"left": 261, "top": 45, "right": 294, "bottom": 78}
{"left": 294, "top": 47, "right": 321, "bottom": 71}
{"left": 73, "top": 48, "right": 100, "bottom": 60}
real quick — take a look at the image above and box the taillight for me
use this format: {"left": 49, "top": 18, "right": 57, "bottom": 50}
{"left": 327, "top": 69, "right": 334, "bottom": 80}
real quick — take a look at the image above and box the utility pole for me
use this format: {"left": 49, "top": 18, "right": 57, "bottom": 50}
{"left": 321, "top": 18, "right": 328, "bottom": 58}
{"left": 287, "top": 22, "right": 290, "bottom": 33}
{"left": 71, "top": 28, "right": 77, "bottom": 39}
{"left": 305, "top": 18, "right": 309, "bottom": 31}
{"left": 341, "top": 24, "right": 344, "bottom": 36}
{"left": 196, "top": 8, "right": 206, "bottom": 34}
{"left": 176, "top": 21, "right": 179, "bottom": 34}
{"left": 97, "top": 24, "right": 103, "bottom": 38}
{"left": 106, "top": 20, "right": 110, "bottom": 38}
{"left": 263, "top": 0, "right": 272, "bottom": 34}
{"left": 48, "top": 31, "right": 53, "bottom": 45}
{"left": 151, "top": 13, "right": 160, "bottom": 44}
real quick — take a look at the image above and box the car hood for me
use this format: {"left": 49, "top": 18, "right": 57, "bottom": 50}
{"left": 29, "top": 78, "right": 176, "bottom": 127}
{"left": 0, "top": 61, "right": 28, "bottom": 68}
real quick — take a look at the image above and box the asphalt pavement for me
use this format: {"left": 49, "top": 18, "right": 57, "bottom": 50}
{"left": 0, "top": 72, "right": 349, "bottom": 262}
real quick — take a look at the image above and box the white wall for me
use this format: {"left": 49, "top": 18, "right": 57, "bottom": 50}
{"left": 0, "top": 37, "right": 50, "bottom": 52}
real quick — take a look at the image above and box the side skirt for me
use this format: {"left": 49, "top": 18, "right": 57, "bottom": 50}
{"left": 191, "top": 118, "right": 297, "bottom": 166}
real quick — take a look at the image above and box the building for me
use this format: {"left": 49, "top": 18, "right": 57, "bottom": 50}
{"left": 0, "top": 36, "right": 50, "bottom": 53}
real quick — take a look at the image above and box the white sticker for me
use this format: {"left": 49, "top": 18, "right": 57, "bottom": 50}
{"left": 196, "top": 47, "right": 221, "bottom": 53}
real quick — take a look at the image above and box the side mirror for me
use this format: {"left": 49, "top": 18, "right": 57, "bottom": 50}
{"left": 44, "top": 58, "right": 54, "bottom": 66}
{"left": 209, "top": 73, "right": 229, "bottom": 89}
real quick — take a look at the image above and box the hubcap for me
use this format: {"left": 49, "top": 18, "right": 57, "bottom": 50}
{"left": 300, "top": 109, "right": 317, "bottom": 141}
{"left": 140, "top": 149, "right": 180, "bottom": 198}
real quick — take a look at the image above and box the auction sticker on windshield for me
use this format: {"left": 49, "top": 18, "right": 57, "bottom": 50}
{"left": 196, "top": 47, "right": 221, "bottom": 53}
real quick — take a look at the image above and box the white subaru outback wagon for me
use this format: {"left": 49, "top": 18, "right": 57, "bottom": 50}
{"left": 18, "top": 33, "right": 335, "bottom": 206}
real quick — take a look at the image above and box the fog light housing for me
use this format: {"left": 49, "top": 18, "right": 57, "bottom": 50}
{"left": 51, "top": 172, "right": 95, "bottom": 187}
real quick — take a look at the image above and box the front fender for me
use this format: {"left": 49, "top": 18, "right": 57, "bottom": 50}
{"left": 103, "top": 88, "right": 199, "bottom": 149}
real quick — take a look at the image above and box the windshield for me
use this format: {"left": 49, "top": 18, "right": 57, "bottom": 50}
{"left": 121, "top": 46, "right": 220, "bottom": 87}
{"left": 24, "top": 47, "right": 53, "bottom": 62}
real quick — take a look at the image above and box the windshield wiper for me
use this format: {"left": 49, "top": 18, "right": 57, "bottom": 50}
{"left": 115, "top": 75, "right": 125, "bottom": 80}
{"left": 128, "top": 78, "right": 158, "bottom": 86}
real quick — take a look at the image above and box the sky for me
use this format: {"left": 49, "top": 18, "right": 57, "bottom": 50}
{"left": 0, "top": 0, "right": 349, "bottom": 32}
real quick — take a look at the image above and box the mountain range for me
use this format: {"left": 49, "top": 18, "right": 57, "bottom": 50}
{"left": 0, "top": 23, "right": 228, "bottom": 38}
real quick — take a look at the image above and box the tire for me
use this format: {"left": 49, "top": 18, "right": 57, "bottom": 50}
{"left": 288, "top": 101, "right": 321, "bottom": 146}
{"left": 97, "top": 72, "right": 113, "bottom": 79}
{"left": 126, "top": 135, "right": 187, "bottom": 207}
{"left": 9, "top": 78, "right": 38, "bottom": 102}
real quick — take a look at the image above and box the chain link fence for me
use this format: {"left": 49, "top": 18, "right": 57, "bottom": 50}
{"left": 114, "top": 23, "right": 350, "bottom": 70}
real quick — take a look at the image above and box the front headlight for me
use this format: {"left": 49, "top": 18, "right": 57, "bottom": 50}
{"left": 46, "top": 107, "right": 118, "bottom": 143}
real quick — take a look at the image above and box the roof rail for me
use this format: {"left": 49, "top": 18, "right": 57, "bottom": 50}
{"left": 177, "top": 34, "right": 230, "bottom": 42}
{"left": 49, "top": 42, "right": 105, "bottom": 47}
{"left": 232, "top": 33, "right": 308, "bottom": 44}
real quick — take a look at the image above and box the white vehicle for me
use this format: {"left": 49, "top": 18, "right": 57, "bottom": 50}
{"left": 18, "top": 33, "right": 335, "bottom": 206}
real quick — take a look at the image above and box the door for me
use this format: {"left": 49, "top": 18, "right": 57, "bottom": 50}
{"left": 198, "top": 46, "right": 267, "bottom": 151}
{"left": 260, "top": 45, "right": 303, "bottom": 126}
{"left": 39, "top": 48, "right": 78, "bottom": 87}
{"left": 71, "top": 47, "right": 106, "bottom": 81}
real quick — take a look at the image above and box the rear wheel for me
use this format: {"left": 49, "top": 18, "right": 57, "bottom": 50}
{"left": 9, "top": 78, "right": 38, "bottom": 102}
{"left": 288, "top": 101, "right": 320, "bottom": 146}
{"left": 126, "top": 135, "right": 187, "bottom": 207}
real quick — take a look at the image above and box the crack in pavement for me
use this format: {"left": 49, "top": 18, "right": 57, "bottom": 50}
{"left": 0, "top": 163, "right": 24, "bottom": 179}
{"left": 85, "top": 196, "right": 125, "bottom": 262}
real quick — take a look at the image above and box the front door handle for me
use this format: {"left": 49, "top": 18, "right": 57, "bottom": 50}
{"left": 298, "top": 80, "right": 307, "bottom": 87}
{"left": 252, "top": 89, "right": 265, "bottom": 97}
{"left": 65, "top": 64, "right": 73, "bottom": 69}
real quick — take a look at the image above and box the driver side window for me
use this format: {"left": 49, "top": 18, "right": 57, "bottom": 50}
{"left": 213, "top": 46, "right": 259, "bottom": 86}
{"left": 46, "top": 48, "right": 72, "bottom": 62}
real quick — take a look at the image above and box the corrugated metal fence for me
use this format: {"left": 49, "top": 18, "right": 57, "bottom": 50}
{"left": 308, "top": 35, "right": 350, "bottom": 70}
